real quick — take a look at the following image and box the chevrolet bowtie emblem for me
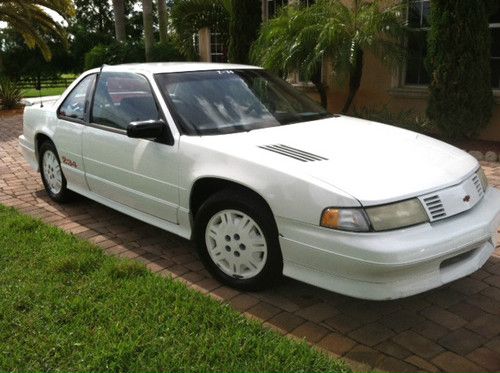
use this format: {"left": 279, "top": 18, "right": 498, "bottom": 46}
{"left": 463, "top": 195, "right": 471, "bottom": 203}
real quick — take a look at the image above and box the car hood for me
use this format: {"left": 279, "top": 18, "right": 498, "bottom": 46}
{"left": 197, "top": 116, "right": 479, "bottom": 206}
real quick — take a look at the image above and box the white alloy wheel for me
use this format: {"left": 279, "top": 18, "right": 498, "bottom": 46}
{"left": 205, "top": 209, "right": 268, "bottom": 279}
{"left": 42, "top": 150, "right": 63, "bottom": 195}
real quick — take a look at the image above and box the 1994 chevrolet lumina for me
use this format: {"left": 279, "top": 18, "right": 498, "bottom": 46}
{"left": 19, "top": 63, "right": 500, "bottom": 300}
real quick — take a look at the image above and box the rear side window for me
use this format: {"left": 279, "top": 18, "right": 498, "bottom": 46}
{"left": 58, "top": 74, "right": 96, "bottom": 121}
{"left": 91, "top": 72, "right": 160, "bottom": 130}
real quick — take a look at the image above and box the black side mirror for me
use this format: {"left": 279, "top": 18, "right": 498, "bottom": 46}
{"left": 127, "top": 119, "right": 164, "bottom": 139}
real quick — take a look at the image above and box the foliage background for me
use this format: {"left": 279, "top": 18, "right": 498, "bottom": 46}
{"left": 426, "top": 0, "right": 494, "bottom": 138}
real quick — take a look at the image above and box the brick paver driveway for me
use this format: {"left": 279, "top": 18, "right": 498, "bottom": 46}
{"left": 1, "top": 112, "right": 499, "bottom": 372}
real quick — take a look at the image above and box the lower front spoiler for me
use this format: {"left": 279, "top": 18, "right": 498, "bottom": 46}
{"left": 281, "top": 238, "right": 494, "bottom": 300}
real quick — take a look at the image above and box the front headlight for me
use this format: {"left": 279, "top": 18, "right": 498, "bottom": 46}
{"left": 365, "top": 198, "right": 428, "bottom": 231}
{"left": 477, "top": 167, "right": 488, "bottom": 192}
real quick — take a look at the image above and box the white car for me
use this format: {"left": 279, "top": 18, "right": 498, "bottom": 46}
{"left": 19, "top": 63, "right": 500, "bottom": 300}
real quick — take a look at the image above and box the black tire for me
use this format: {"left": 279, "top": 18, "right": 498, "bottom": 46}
{"left": 194, "top": 189, "right": 283, "bottom": 291}
{"left": 39, "top": 141, "right": 74, "bottom": 203}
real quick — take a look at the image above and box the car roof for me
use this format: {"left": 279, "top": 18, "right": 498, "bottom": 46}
{"left": 90, "top": 62, "right": 262, "bottom": 75}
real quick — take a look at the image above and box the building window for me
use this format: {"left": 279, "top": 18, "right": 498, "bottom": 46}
{"left": 404, "top": 1, "right": 500, "bottom": 89}
{"left": 210, "top": 32, "right": 226, "bottom": 62}
{"left": 491, "top": 8, "right": 500, "bottom": 89}
{"left": 404, "top": 0, "right": 430, "bottom": 86}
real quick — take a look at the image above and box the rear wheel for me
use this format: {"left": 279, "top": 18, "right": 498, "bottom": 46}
{"left": 194, "top": 190, "right": 283, "bottom": 291}
{"left": 39, "top": 141, "right": 73, "bottom": 203}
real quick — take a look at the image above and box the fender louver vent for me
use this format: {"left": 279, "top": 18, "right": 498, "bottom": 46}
{"left": 423, "top": 195, "right": 447, "bottom": 220}
{"left": 259, "top": 144, "right": 328, "bottom": 162}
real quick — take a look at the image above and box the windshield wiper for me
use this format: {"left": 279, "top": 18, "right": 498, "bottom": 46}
{"left": 298, "top": 112, "right": 331, "bottom": 120}
{"left": 276, "top": 111, "right": 331, "bottom": 125}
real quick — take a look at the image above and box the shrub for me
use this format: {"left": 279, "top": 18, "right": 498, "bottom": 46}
{"left": 426, "top": 0, "right": 494, "bottom": 138}
{"left": 85, "top": 41, "right": 184, "bottom": 69}
{"left": 352, "top": 105, "right": 432, "bottom": 134}
{"left": 84, "top": 45, "right": 108, "bottom": 69}
{"left": 150, "top": 42, "right": 183, "bottom": 62}
{"left": 0, "top": 78, "right": 24, "bottom": 109}
{"left": 84, "top": 41, "right": 145, "bottom": 69}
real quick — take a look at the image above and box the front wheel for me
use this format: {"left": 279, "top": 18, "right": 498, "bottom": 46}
{"left": 39, "top": 141, "right": 73, "bottom": 203}
{"left": 194, "top": 190, "right": 283, "bottom": 291}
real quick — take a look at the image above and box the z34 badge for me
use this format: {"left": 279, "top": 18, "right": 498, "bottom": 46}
{"left": 62, "top": 156, "right": 78, "bottom": 169}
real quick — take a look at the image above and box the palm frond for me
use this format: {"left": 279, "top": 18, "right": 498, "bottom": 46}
{"left": 252, "top": 0, "right": 407, "bottom": 82}
{"left": 0, "top": 0, "right": 74, "bottom": 60}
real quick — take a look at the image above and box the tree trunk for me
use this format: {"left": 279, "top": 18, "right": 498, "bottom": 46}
{"left": 112, "top": 0, "right": 127, "bottom": 42}
{"left": 311, "top": 69, "right": 327, "bottom": 109}
{"left": 157, "top": 0, "right": 169, "bottom": 43}
{"left": 143, "top": 0, "right": 154, "bottom": 61}
{"left": 341, "top": 48, "right": 364, "bottom": 114}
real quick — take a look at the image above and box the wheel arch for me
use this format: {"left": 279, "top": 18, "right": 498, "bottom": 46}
{"left": 189, "top": 177, "right": 276, "bottom": 222}
{"left": 34, "top": 132, "right": 54, "bottom": 165}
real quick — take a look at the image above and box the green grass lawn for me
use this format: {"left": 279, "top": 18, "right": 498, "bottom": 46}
{"left": 0, "top": 205, "right": 348, "bottom": 372}
{"left": 23, "top": 86, "right": 67, "bottom": 98}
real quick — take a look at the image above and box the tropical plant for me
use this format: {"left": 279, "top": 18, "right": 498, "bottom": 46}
{"left": 426, "top": 0, "right": 494, "bottom": 139}
{"left": 251, "top": 0, "right": 407, "bottom": 111}
{"left": 0, "top": 78, "right": 24, "bottom": 109}
{"left": 0, "top": 0, "right": 75, "bottom": 61}
{"left": 228, "top": 0, "right": 261, "bottom": 64}
{"left": 171, "top": 0, "right": 230, "bottom": 60}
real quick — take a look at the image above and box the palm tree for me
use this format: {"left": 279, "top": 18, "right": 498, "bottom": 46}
{"left": 112, "top": 0, "right": 126, "bottom": 42}
{"left": 142, "top": 0, "right": 154, "bottom": 61}
{"left": 0, "top": 0, "right": 75, "bottom": 61}
{"left": 157, "top": 0, "right": 168, "bottom": 43}
{"left": 251, "top": 0, "right": 406, "bottom": 112}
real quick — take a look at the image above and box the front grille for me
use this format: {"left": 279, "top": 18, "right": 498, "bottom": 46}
{"left": 423, "top": 195, "right": 447, "bottom": 220}
{"left": 258, "top": 144, "right": 328, "bottom": 162}
{"left": 472, "top": 174, "right": 484, "bottom": 197}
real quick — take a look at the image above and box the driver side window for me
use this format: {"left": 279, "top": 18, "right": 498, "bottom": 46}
{"left": 91, "top": 72, "right": 160, "bottom": 130}
{"left": 58, "top": 74, "right": 96, "bottom": 121}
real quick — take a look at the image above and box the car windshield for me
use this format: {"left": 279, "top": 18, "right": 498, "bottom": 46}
{"left": 155, "top": 69, "right": 332, "bottom": 135}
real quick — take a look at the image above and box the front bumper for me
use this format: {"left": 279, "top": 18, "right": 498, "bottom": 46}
{"left": 278, "top": 187, "right": 500, "bottom": 300}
